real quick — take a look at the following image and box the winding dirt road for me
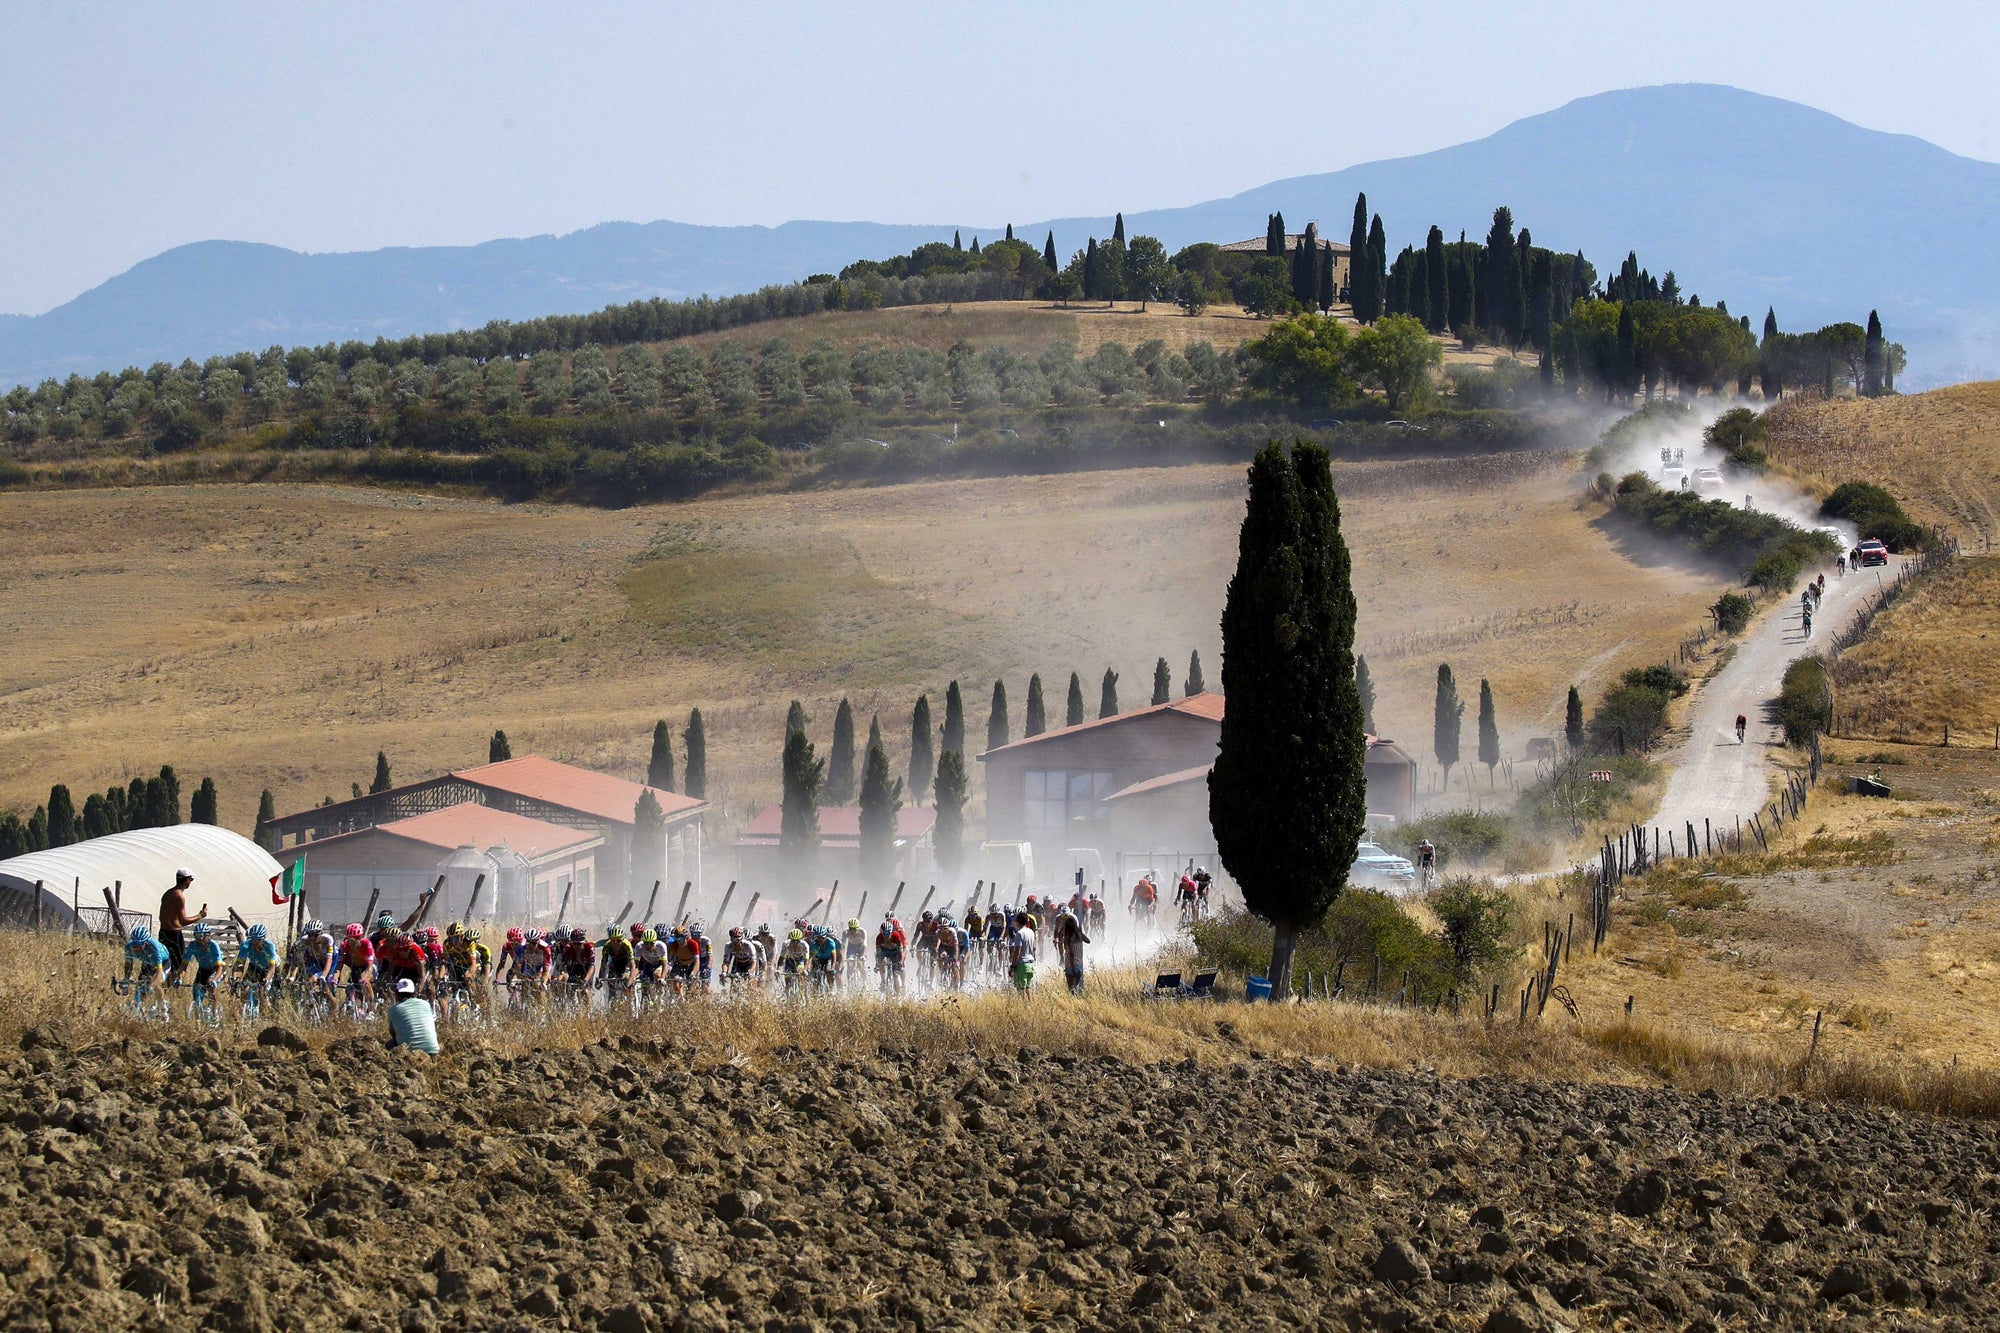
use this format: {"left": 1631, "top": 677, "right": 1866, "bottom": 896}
{"left": 1653, "top": 555, "right": 1902, "bottom": 835}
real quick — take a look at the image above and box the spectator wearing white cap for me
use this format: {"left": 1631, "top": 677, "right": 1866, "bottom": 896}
{"left": 156, "top": 868, "right": 207, "bottom": 984}
{"left": 386, "top": 977, "right": 439, "bottom": 1055}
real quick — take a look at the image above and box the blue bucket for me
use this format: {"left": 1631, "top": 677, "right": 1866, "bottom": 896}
{"left": 1245, "top": 975, "right": 1273, "bottom": 1003}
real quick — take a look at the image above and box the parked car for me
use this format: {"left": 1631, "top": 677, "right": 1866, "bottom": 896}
{"left": 1350, "top": 842, "right": 1416, "bottom": 891}
{"left": 1857, "top": 539, "right": 1890, "bottom": 567}
{"left": 1660, "top": 465, "right": 1690, "bottom": 490}
{"left": 1382, "top": 420, "right": 1426, "bottom": 432}
{"left": 1692, "top": 467, "right": 1726, "bottom": 493}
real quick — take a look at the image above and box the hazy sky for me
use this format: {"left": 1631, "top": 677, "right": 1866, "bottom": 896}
{"left": 5, "top": 0, "right": 1997, "bottom": 315}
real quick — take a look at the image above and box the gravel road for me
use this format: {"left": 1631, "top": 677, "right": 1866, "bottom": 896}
{"left": 1653, "top": 557, "right": 1900, "bottom": 836}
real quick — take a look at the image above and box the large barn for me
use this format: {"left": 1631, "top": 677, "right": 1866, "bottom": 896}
{"left": 978, "top": 693, "right": 1417, "bottom": 886}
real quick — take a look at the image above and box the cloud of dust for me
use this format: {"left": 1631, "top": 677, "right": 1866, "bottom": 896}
{"left": 1590, "top": 400, "right": 1852, "bottom": 547}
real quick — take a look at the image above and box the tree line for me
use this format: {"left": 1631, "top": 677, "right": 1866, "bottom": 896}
{"left": 771, "top": 653, "right": 1210, "bottom": 891}
{"left": 0, "top": 766, "right": 223, "bottom": 860}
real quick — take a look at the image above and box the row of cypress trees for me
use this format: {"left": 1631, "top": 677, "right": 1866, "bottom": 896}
{"left": 1429, "top": 665, "right": 1505, "bottom": 785}
{"left": 0, "top": 766, "right": 220, "bottom": 860}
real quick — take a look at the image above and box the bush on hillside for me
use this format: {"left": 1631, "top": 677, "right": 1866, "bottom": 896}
{"left": 1776, "top": 657, "right": 1832, "bottom": 746}
{"left": 1190, "top": 898, "right": 1457, "bottom": 1001}
{"left": 1621, "top": 663, "right": 1690, "bottom": 698}
{"left": 1712, "top": 591, "right": 1754, "bottom": 633}
{"left": 1608, "top": 481, "right": 1838, "bottom": 590}
{"left": 1431, "top": 877, "right": 1520, "bottom": 986}
{"left": 1705, "top": 406, "right": 1768, "bottom": 469}
{"left": 1588, "top": 684, "right": 1672, "bottom": 754}
{"left": 1820, "top": 481, "right": 1930, "bottom": 552}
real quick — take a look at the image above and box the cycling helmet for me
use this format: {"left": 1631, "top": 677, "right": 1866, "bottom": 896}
{"left": 446, "top": 921, "right": 464, "bottom": 936}
{"left": 423, "top": 927, "right": 440, "bottom": 943}
{"left": 848, "top": 918, "right": 860, "bottom": 930}
{"left": 304, "top": 919, "right": 326, "bottom": 935}
{"left": 382, "top": 926, "right": 402, "bottom": 942}
{"left": 128, "top": 925, "right": 152, "bottom": 945}
{"left": 728, "top": 927, "right": 743, "bottom": 939}
{"left": 345, "top": 923, "right": 364, "bottom": 938}
{"left": 570, "top": 928, "right": 586, "bottom": 942}
{"left": 523, "top": 928, "right": 541, "bottom": 943}
{"left": 788, "top": 929, "right": 804, "bottom": 942}
{"left": 374, "top": 911, "right": 396, "bottom": 928}
{"left": 247, "top": 924, "right": 268, "bottom": 941}
{"left": 629, "top": 923, "right": 645, "bottom": 939}
{"left": 464, "top": 928, "right": 480, "bottom": 943}
{"left": 191, "top": 921, "right": 212, "bottom": 939}
{"left": 603, "top": 923, "right": 619, "bottom": 939}
{"left": 505, "top": 927, "right": 524, "bottom": 945}
{"left": 642, "top": 930, "right": 657, "bottom": 944}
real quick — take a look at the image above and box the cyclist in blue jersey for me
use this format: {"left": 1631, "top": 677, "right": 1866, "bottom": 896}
{"left": 124, "top": 925, "right": 169, "bottom": 979}
{"left": 237, "top": 924, "right": 279, "bottom": 983}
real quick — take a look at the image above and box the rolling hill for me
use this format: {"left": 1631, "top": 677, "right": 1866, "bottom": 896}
{"left": 5, "top": 83, "right": 1997, "bottom": 389}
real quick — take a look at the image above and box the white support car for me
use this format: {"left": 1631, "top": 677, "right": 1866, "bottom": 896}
{"left": 1351, "top": 842, "right": 1417, "bottom": 893}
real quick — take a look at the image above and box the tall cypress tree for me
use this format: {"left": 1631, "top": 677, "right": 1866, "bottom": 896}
{"left": 1266, "top": 212, "right": 1286, "bottom": 255}
{"left": 25, "top": 807, "right": 48, "bottom": 853}
{"left": 1025, "top": 674, "right": 1047, "bottom": 737}
{"left": 785, "top": 700, "right": 808, "bottom": 741}
{"left": 682, "top": 709, "right": 708, "bottom": 800}
{"left": 0, "top": 813, "right": 25, "bottom": 860}
{"left": 256, "top": 788, "right": 276, "bottom": 827}
{"left": 1363, "top": 214, "right": 1387, "bottom": 324}
{"left": 1347, "top": 194, "right": 1371, "bottom": 320}
{"left": 1355, "top": 654, "right": 1377, "bottom": 733}
{"left": 1005, "top": 223, "right": 1013, "bottom": 242}
{"left": 45, "top": 785, "right": 78, "bottom": 847}
{"left": 647, "top": 720, "right": 676, "bottom": 792}
{"left": 369, "top": 753, "right": 391, "bottom": 795}
{"left": 942, "top": 680, "right": 965, "bottom": 758}
{"left": 1042, "top": 232, "right": 1058, "bottom": 274}
{"left": 779, "top": 728, "right": 823, "bottom": 891}
{"left": 81, "top": 794, "right": 114, "bottom": 840}
{"left": 1477, "top": 680, "right": 1500, "bottom": 779}
{"left": 1185, "top": 650, "right": 1206, "bottom": 696}
{"left": 190, "top": 778, "right": 219, "bottom": 826}
{"left": 933, "top": 749, "right": 968, "bottom": 882}
{"left": 1433, "top": 664, "right": 1464, "bottom": 787}
{"left": 825, "top": 699, "right": 857, "bottom": 804}
{"left": 1864, "top": 310, "right": 1885, "bottom": 396}
{"left": 489, "top": 730, "right": 512, "bottom": 763}
{"left": 1424, "top": 226, "right": 1447, "bottom": 332}
{"left": 987, "top": 680, "right": 1010, "bottom": 752}
{"left": 1083, "top": 239, "right": 1102, "bottom": 302}
{"left": 1066, "top": 673, "right": 1085, "bottom": 727}
{"left": 1317, "top": 246, "right": 1335, "bottom": 313}
{"left": 952, "top": 229, "right": 962, "bottom": 251}
{"left": 631, "top": 790, "right": 666, "bottom": 896}
{"left": 1112, "top": 212, "right": 1125, "bottom": 247}
{"left": 857, "top": 727, "right": 902, "bottom": 887}
{"left": 1564, "top": 686, "right": 1585, "bottom": 752}
{"left": 1099, "top": 669, "right": 1120, "bottom": 719}
{"left": 1210, "top": 440, "right": 1366, "bottom": 1001}
{"left": 1152, "top": 657, "right": 1172, "bottom": 706}
{"left": 909, "top": 695, "right": 935, "bottom": 805}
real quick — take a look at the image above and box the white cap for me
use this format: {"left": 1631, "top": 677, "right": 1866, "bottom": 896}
{"left": 394, "top": 978, "right": 417, "bottom": 996}
{"left": 175, "top": 868, "right": 194, "bottom": 881}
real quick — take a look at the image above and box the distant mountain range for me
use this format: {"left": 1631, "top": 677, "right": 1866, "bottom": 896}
{"left": 5, "top": 83, "right": 1997, "bottom": 390}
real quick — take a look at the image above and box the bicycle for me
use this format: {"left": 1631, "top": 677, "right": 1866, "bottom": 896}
{"left": 111, "top": 976, "right": 168, "bottom": 1023}
{"left": 188, "top": 977, "right": 222, "bottom": 1027}
{"left": 232, "top": 970, "right": 273, "bottom": 1023}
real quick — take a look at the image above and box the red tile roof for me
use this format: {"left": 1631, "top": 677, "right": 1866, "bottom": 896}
{"left": 980, "top": 693, "right": 1226, "bottom": 758}
{"left": 1104, "top": 764, "right": 1213, "bottom": 803}
{"left": 453, "top": 756, "right": 705, "bottom": 826}
{"left": 735, "top": 805, "right": 936, "bottom": 847}
{"left": 377, "top": 803, "right": 598, "bottom": 855}
{"left": 1217, "top": 234, "right": 1352, "bottom": 255}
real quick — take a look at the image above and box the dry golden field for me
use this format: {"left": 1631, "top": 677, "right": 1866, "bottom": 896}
{"left": 1767, "top": 381, "right": 2000, "bottom": 545}
{"left": 0, "top": 456, "right": 1713, "bottom": 834}
{"left": 1833, "top": 554, "right": 2000, "bottom": 743}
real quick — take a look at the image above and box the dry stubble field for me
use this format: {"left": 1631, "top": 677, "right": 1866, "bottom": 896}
{"left": 0, "top": 456, "right": 1713, "bottom": 832}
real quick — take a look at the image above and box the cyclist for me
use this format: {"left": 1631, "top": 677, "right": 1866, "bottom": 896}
{"left": 874, "top": 916, "right": 906, "bottom": 994}
{"left": 123, "top": 924, "right": 169, "bottom": 994}
{"left": 368, "top": 910, "right": 400, "bottom": 956}
{"left": 666, "top": 928, "right": 701, "bottom": 992}
{"left": 635, "top": 928, "right": 669, "bottom": 992}
{"left": 842, "top": 918, "right": 868, "bottom": 986}
{"left": 1175, "top": 872, "right": 1198, "bottom": 919}
{"left": 292, "top": 918, "right": 337, "bottom": 988}
{"left": 237, "top": 923, "right": 279, "bottom": 996}
{"left": 1736, "top": 714, "right": 1748, "bottom": 744}
{"left": 338, "top": 924, "right": 377, "bottom": 1005}
{"left": 1087, "top": 894, "right": 1107, "bottom": 937}
{"left": 1803, "top": 607, "right": 1813, "bottom": 636}
{"left": 808, "top": 925, "right": 840, "bottom": 990}
{"left": 186, "top": 922, "right": 225, "bottom": 1011}
{"left": 778, "top": 929, "right": 810, "bottom": 991}
{"left": 599, "top": 923, "right": 634, "bottom": 997}
{"left": 1416, "top": 840, "right": 1438, "bottom": 891}
{"left": 693, "top": 924, "right": 714, "bottom": 988}
{"left": 378, "top": 927, "right": 428, "bottom": 996}
{"left": 1192, "top": 867, "right": 1213, "bottom": 910}
{"left": 506, "top": 928, "right": 554, "bottom": 1000}
{"left": 752, "top": 924, "right": 779, "bottom": 984}
{"left": 442, "top": 923, "right": 489, "bottom": 998}
{"left": 913, "top": 911, "right": 940, "bottom": 986}
{"left": 560, "top": 928, "right": 597, "bottom": 994}
{"left": 418, "top": 927, "right": 446, "bottom": 988}
{"left": 933, "top": 913, "right": 963, "bottom": 990}
{"left": 1837, "top": 554, "right": 1847, "bottom": 576}
{"left": 1128, "top": 874, "right": 1158, "bottom": 927}
{"left": 719, "top": 926, "right": 760, "bottom": 989}
{"left": 983, "top": 904, "right": 1006, "bottom": 966}
{"left": 496, "top": 926, "right": 526, "bottom": 979}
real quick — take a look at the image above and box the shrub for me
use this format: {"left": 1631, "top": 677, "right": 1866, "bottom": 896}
{"left": 1820, "top": 481, "right": 1930, "bottom": 552}
{"left": 1712, "top": 591, "right": 1754, "bottom": 634}
{"left": 1621, "top": 663, "right": 1689, "bottom": 698}
{"left": 1776, "top": 656, "right": 1832, "bottom": 746}
{"left": 1380, "top": 810, "right": 1512, "bottom": 868}
{"left": 1705, "top": 406, "right": 1768, "bottom": 469}
{"left": 1189, "top": 898, "right": 1455, "bottom": 1001}
{"left": 1589, "top": 685, "right": 1672, "bottom": 754}
{"left": 1430, "top": 877, "right": 1519, "bottom": 986}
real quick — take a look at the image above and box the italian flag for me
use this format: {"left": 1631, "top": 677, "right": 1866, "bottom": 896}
{"left": 270, "top": 856, "right": 305, "bottom": 905}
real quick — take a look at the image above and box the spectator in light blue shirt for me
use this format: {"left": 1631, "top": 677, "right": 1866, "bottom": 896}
{"left": 386, "top": 979, "right": 439, "bottom": 1055}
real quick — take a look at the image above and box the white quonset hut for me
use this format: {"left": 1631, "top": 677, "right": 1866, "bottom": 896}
{"left": 0, "top": 825, "right": 286, "bottom": 934}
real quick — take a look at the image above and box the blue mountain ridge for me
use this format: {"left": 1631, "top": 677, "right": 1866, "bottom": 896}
{"left": 5, "top": 84, "right": 1996, "bottom": 390}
